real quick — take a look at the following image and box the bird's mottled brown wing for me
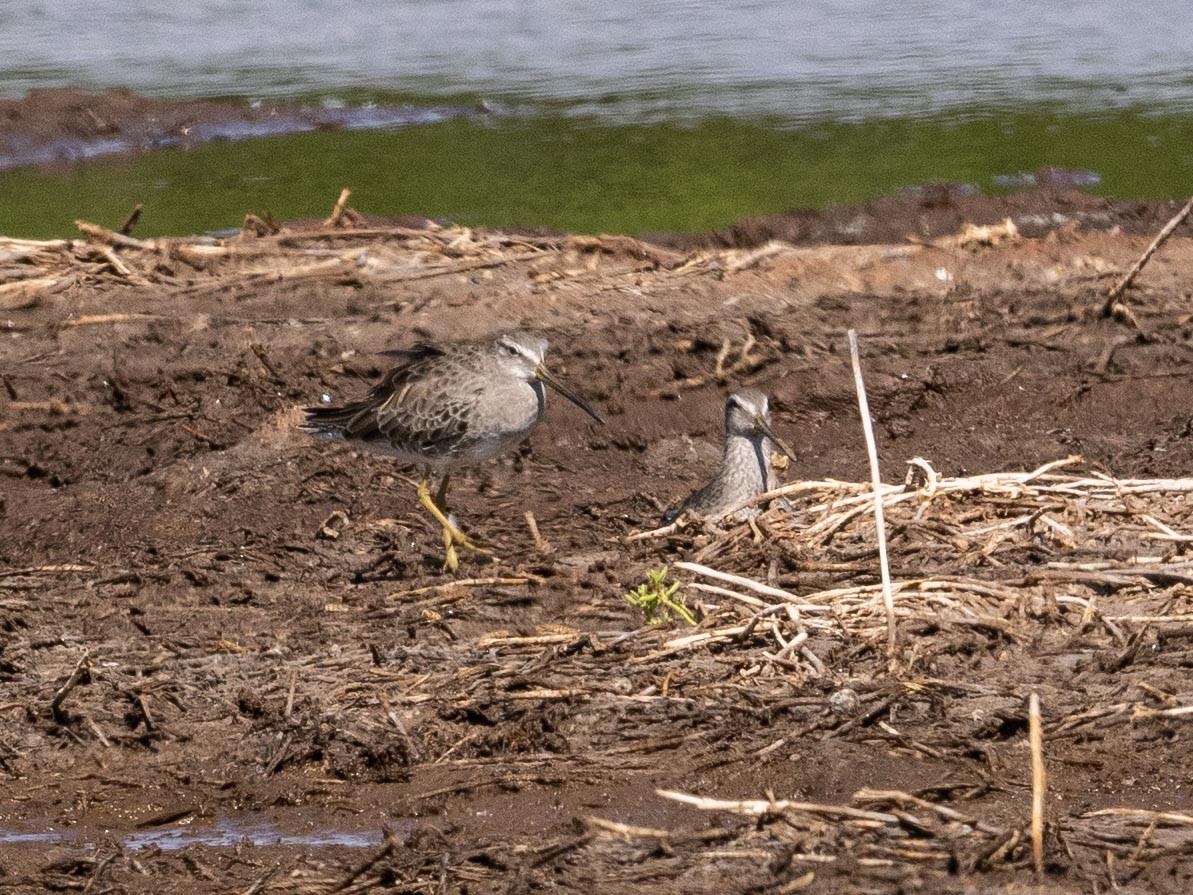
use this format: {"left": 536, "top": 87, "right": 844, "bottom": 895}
{"left": 303, "top": 343, "right": 475, "bottom": 458}
{"left": 373, "top": 366, "right": 477, "bottom": 458}
{"left": 305, "top": 345, "right": 440, "bottom": 432}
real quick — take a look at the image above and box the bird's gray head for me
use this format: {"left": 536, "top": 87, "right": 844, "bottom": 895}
{"left": 495, "top": 331, "right": 548, "bottom": 378}
{"left": 725, "top": 389, "right": 797, "bottom": 462}
{"left": 725, "top": 389, "right": 771, "bottom": 436}
{"left": 495, "top": 331, "right": 605, "bottom": 424}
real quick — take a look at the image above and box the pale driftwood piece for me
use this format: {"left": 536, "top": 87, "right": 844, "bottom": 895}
{"left": 284, "top": 669, "right": 297, "bottom": 720}
{"left": 74, "top": 219, "right": 153, "bottom": 250}
{"left": 0, "top": 236, "right": 73, "bottom": 249}
{"left": 687, "top": 581, "right": 770, "bottom": 609}
{"left": 624, "top": 518, "right": 686, "bottom": 541}
{"left": 584, "top": 817, "right": 677, "bottom": 839}
{"left": 722, "top": 240, "right": 791, "bottom": 274}
{"left": 1029, "top": 692, "right": 1046, "bottom": 876}
{"left": 650, "top": 624, "right": 750, "bottom": 655}
{"left": 1131, "top": 703, "right": 1193, "bottom": 720}
{"left": 523, "top": 511, "right": 552, "bottom": 553}
{"left": 781, "top": 456, "right": 1088, "bottom": 532}
{"left": 1082, "top": 808, "right": 1193, "bottom": 826}
{"left": 561, "top": 233, "right": 688, "bottom": 270}
{"left": 82, "top": 713, "right": 111, "bottom": 748}
{"left": 1139, "top": 514, "right": 1193, "bottom": 542}
{"left": 0, "top": 276, "right": 66, "bottom": 307}
{"left": 658, "top": 789, "right": 900, "bottom": 824}
{"left": 852, "top": 788, "right": 1005, "bottom": 835}
{"left": 673, "top": 562, "right": 806, "bottom": 606}
{"left": 372, "top": 251, "right": 544, "bottom": 283}
{"left": 4, "top": 564, "right": 94, "bottom": 575}
{"left": 324, "top": 187, "right": 353, "bottom": 227}
{"left": 905, "top": 455, "right": 940, "bottom": 496}
{"left": 477, "top": 632, "right": 577, "bottom": 648}
{"left": 1108, "top": 614, "right": 1193, "bottom": 623}
{"left": 61, "top": 313, "right": 159, "bottom": 327}
{"left": 1103, "top": 194, "right": 1193, "bottom": 316}
{"left": 926, "top": 217, "right": 1020, "bottom": 250}
{"left": 848, "top": 329, "right": 897, "bottom": 664}
{"left": 386, "top": 577, "right": 538, "bottom": 603}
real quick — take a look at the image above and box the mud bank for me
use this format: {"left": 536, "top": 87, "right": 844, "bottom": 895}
{"left": 3, "top": 203, "right": 1193, "bottom": 892}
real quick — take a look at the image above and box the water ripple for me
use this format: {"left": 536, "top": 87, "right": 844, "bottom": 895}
{"left": 3, "top": 0, "right": 1192, "bottom": 121}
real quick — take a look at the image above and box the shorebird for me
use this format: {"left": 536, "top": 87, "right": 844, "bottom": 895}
{"left": 303, "top": 332, "right": 604, "bottom": 571}
{"left": 662, "top": 389, "right": 796, "bottom": 524}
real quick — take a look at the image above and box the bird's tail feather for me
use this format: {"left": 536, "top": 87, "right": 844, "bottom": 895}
{"left": 300, "top": 404, "right": 358, "bottom": 438}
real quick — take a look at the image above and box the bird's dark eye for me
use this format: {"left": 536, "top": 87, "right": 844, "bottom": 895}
{"left": 506, "top": 345, "right": 519, "bottom": 356}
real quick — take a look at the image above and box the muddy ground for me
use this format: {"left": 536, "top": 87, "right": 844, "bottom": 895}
{"left": 0, "top": 88, "right": 479, "bottom": 170}
{"left": 3, "top": 193, "right": 1193, "bottom": 893}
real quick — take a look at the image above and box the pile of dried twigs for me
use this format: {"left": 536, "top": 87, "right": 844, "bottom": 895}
{"left": 617, "top": 453, "right": 1193, "bottom": 885}
{"left": 633, "top": 455, "right": 1193, "bottom": 675}
{"left": 0, "top": 189, "right": 945, "bottom": 321}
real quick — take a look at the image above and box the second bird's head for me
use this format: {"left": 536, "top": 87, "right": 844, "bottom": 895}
{"left": 496, "top": 332, "right": 605, "bottom": 424}
{"left": 725, "top": 389, "right": 796, "bottom": 462}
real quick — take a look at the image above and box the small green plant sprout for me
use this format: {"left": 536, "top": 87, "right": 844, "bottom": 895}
{"left": 624, "top": 566, "right": 697, "bottom": 626}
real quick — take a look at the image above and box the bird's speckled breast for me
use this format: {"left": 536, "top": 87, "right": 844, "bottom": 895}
{"left": 456, "top": 377, "right": 546, "bottom": 463}
{"left": 721, "top": 434, "right": 774, "bottom": 499}
{"left": 672, "top": 433, "right": 776, "bottom": 520}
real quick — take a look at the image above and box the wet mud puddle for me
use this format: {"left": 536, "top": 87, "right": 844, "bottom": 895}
{"left": 0, "top": 816, "right": 394, "bottom": 850}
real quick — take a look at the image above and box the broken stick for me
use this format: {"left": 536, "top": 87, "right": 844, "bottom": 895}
{"left": 50, "top": 650, "right": 91, "bottom": 718}
{"left": 119, "top": 203, "right": 143, "bottom": 236}
{"left": 325, "top": 187, "right": 353, "bottom": 228}
{"left": 1102, "top": 194, "right": 1193, "bottom": 317}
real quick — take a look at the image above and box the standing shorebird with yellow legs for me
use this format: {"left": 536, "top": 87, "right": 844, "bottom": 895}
{"left": 303, "top": 332, "right": 604, "bottom": 572}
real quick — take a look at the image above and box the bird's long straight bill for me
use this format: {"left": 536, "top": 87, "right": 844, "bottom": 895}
{"left": 535, "top": 364, "right": 605, "bottom": 424}
{"left": 755, "top": 416, "right": 797, "bottom": 463}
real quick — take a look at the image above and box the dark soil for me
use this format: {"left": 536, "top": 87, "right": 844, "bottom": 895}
{"left": 656, "top": 181, "right": 1193, "bottom": 249}
{"left": 3, "top": 203, "right": 1193, "bottom": 893}
{"left": 0, "top": 88, "right": 274, "bottom": 167}
{"left": 0, "top": 88, "right": 475, "bottom": 171}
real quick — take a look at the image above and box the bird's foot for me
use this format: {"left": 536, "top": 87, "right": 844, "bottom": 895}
{"left": 443, "top": 520, "right": 494, "bottom": 555}
{"left": 439, "top": 525, "right": 495, "bottom": 572}
{"left": 418, "top": 480, "right": 496, "bottom": 572}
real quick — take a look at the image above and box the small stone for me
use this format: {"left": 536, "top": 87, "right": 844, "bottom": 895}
{"left": 609, "top": 677, "right": 634, "bottom": 695}
{"left": 829, "top": 688, "right": 860, "bottom": 716}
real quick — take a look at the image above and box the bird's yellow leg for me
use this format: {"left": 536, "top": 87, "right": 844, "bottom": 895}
{"left": 442, "top": 527, "right": 459, "bottom": 574}
{"left": 434, "top": 473, "right": 451, "bottom": 512}
{"left": 417, "top": 478, "right": 493, "bottom": 563}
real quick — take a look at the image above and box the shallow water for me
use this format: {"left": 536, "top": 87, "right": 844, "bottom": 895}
{"left": 123, "top": 819, "right": 386, "bottom": 851}
{"left": 2, "top": 3, "right": 1193, "bottom": 237}
{"left": 0, "top": 817, "right": 389, "bottom": 850}
{"left": 4, "top": 1, "right": 1193, "bottom": 122}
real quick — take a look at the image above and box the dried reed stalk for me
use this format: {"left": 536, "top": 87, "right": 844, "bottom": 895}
{"left": 848, "top": 329, "right": 897, "bottom": 664}
{"left": 1029, "top": 692, "right": 1046, "bottom": 876}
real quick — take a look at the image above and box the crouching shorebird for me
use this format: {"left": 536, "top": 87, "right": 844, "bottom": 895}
{"left": 663, "top": 389, "right": 797, "bottom": 524}
{"left": 302, "top": 332, "right": 604, "bottom": 572}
